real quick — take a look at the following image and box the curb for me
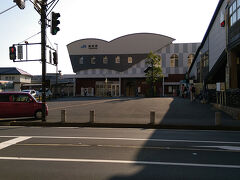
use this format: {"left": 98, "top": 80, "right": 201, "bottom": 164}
{"left": 2, "top": 121, "right": 240, "bottom": 131}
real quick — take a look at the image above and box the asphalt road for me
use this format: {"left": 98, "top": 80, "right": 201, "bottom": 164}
{"left": 0, "top": 126, "right": 240, "bottom": 179}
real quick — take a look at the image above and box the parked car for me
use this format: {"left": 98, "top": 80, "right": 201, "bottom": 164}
{"left": 22, "top": 89, "right": 37, "bottom": 97}
{"left": 0, "top": 92, "right": 48, "bottom": 119}
{"left": 38, "top": 88, "right": 52, "bottom": 99}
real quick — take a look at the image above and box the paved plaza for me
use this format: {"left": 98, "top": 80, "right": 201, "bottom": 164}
{"left": 45, "top": 97, "right": 240, "bottom": 128}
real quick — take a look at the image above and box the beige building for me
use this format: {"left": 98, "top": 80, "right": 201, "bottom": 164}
{"left": 0, "top": 67, "right": 32, "bottom": 91}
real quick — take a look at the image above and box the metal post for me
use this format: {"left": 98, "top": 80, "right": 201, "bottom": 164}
{"left": 215, "top": 111, "right": 221, "bottom": 126}
{"left": 61, "top": 109, "right": 66, "bottom": 123}
{"left": 90, "top": 110, "right": 95, "bottom": 123}
{"left": 41, "top": 0, "right": 47, "bottom": 122}
{"left": 150, "top": 111, "right": 155, "bottom": 125}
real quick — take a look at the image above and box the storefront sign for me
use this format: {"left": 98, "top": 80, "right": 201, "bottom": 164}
{"left": 216, "top": 82, "right": 225, "bottom": 91}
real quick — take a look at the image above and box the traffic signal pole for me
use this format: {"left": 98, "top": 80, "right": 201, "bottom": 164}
{"left": 41, "top": 0, "right": 47, "bottom": 122}
{"left": 10, "top": 0, "right": 60, "bottom": 122}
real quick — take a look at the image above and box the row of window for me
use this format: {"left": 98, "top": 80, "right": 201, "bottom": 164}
{"left": 170, "top": 54, "right": 194, "bottom": 68}
{"left": 0, "top": 94, "right": 30, "bottom": 102}
{"left": 79, "top": 54, "right": 195, "bottom": 68}
{"left": 4, "top": 76, "right": 15, "bottom": 81}
{"left": 196, "top": 51, "right": 209, "bottom": 82}
{"left": 79, "top": 56, "right": 133, "bottom": 65}
{"left": 229, "top": 0, "right": 240, "bottom": 26}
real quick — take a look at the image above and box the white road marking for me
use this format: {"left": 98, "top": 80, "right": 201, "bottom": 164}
{"left": 0, "top": 156, "right": 239, "bottom": 169}
{"left": 0, "top": 135, "right": 240, "bottom": 145}
{"left": 48, "top": 99, "right": 118, "bottom": 110}
{"left": 196, "top": 146, "right": 240, "bottom": 151}
{"left": 0, "top": 137, "right": 31, "bottom": 150}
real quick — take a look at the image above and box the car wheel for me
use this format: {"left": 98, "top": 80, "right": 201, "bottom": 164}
{"left": 35, "top": 110, "right": 43, "bottom": 119}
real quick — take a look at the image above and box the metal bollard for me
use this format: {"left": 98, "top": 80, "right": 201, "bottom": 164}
{"left": 150, "top": 111, "right": 155, "bottom": 125}
{"left": 90, "top": 110, "right": 95, "bottom": 123}
{"left": 61, "top": 109, "right": 66, "bottom": 123}
{"left": 215, "top": 111, "right": 221, "bottom": 126}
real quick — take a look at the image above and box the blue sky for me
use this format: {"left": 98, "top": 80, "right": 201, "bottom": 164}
{"left": 0, "top": 0, "right": 219, "bottom": 75}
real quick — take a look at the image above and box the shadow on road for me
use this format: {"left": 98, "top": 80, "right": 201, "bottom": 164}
{"left": 109, "top": 98, "right": 240, "bottom": 179}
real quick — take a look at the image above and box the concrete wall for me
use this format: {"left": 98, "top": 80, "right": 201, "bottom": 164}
{"left": 209, "top": 0, "right": 227, "bottom": 71}
{"left": 189, "top": 0, "right": 227, "bottom": 82}
{"left": 157, "top": 43, "right": 200, "bottom": 77}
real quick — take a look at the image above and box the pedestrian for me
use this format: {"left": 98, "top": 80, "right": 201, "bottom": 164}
{"left": 135, "top": 88, "right": 139, "bottom": 97}
{"left": 191, "top": 84, "right": 196, "bottom": 101}
{"left": 184, "top": 86, "right": 187, "bottom": 98}
{"left": 84, "top": 89, "right": 87, "bottom": 96}
{"left": 181, "top": 85, "right": 185, "bottom": 98}
{"left": 61, "top": 89, "right": 64, "bottom": 97}
{"left": 190, "top": 84, "right": 195, "bottom": 101}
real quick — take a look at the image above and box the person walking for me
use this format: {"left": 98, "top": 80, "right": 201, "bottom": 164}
{"left": 191, "top": 84, "right": 196, "bottom": 101}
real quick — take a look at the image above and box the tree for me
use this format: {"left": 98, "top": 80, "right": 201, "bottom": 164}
{"left": 145, "top": 51, "right": 163, "bottom": 97}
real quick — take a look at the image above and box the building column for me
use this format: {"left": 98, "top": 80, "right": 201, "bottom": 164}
{"left": 119, "top": 77, "right": 121, "bottom": 97}
{"left": 229, "top": 51, "right": 238, "bottom": 89}
{"left": 73, "top": 78, "right": 76, "bottom": 96}
{"left": 162, "top": 76, "right": 165, "bottom": 97}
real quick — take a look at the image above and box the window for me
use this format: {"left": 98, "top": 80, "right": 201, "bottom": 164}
{"left": 79, "top": 57, "right": 84, "bottom": 64}
{"left": 103, "top": 56, "right": 108, "bottom": 64}
{"left": 91, "top": 57, "right": 96, "bottom": 64}
{"left": 128, "top": 57, "right": 133, "bottom": 64}
{"left": 188, "top": 54, "right": 195, "bottom": 68}
{"left": 0, "top": 94, "right": 10, "bottom": 102}
{"left": 201, "top": 51, "right": 209, "bottom": 68}
{"left": 238, "top": 5, "right": 240, "bottom": 20}
{"left": 115, "top": 56, "right": 120, "bottom": 63}
{"left": 170, "top": 54, "right": 178, "bottom": 67}
{"left": 229, "top": 0, "right": 240, "bottom": 26}
{"left": 15, "top": 94, "right": 30, "bottom": 102}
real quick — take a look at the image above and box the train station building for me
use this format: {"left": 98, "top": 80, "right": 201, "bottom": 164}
{"left": 67, "top": 33, "right": 200, "bottom": 97}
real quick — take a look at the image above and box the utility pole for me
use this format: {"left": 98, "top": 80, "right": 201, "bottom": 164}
{"left": 55, "top": 43, "right": 58, "bottom": 97}
{"left": 151, "top": 60, "right": 154, "bottom": 97}
{"left": 41, "top": 0, "right": 47, "bottom": 122}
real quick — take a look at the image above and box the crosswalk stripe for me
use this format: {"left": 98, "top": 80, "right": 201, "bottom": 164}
{"left": 0, "top": 137, "right": 31, "bottom": 150}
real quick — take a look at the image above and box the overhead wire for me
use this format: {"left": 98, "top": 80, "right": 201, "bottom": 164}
{"left": 18, "top": 31, "right": 41, "bottom": 44}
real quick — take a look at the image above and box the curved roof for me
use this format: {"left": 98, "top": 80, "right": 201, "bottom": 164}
{"left": 67, "top": 33, "right": 175, "bottom": 55}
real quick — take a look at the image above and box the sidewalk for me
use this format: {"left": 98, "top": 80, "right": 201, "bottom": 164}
{"left": 1, "top": 97, "right": 240, "bottom": 130}
{"left": 212, "top": 103, "right": 240, "bottom": 120}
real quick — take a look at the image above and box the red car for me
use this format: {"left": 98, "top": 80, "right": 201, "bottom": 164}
{"left": 0, "top": 92, "right": 48, "bottom": 119}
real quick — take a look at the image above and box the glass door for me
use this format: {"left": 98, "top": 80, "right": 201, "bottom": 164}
{"left": 111, "top": 84, "right": 120, "bottom": 97}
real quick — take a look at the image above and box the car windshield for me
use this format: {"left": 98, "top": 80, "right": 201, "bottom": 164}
{"left": 22, "top": 90, "right": 30, "bottom": 93}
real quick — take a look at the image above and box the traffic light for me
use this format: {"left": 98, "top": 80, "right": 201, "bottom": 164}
{"left": 51, "top": 12, "right": 60, "bottom": 35}
{"left": 9, "top": 46, "right": 16, "bottom": 60}
{"left": 53, "top": 51, "right": 58, "bottom": 65}
{"left": 13, "top": 0, "right": 25, "bottom": 9}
